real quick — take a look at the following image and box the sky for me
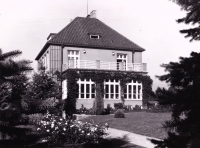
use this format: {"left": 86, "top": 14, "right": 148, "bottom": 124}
{"left": 0, "top": 0, "right": 200, "bottom": 91}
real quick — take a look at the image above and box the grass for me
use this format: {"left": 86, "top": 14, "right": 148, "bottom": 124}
{"left": 80, "top": 112, "right": 171, "bottom": 139}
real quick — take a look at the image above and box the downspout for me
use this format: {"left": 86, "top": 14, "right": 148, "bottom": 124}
{"left": 60, "top": 45, "right": 64, "bottom": 117}
{"left": 61, "top": 45, "right": 64, "bottom": 94}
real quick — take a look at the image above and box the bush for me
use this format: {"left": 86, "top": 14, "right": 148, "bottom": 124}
{"left": 114, "top": 109, "right": 125, "bottom": 118}
{"left": 114, "top": 103, "right": 123, "bottom": 110}
{"left": 36, "top": 113, "right": 108, "bottom": 147}
{"left": 134, "top": 105, "right": 141, "bottom": 110}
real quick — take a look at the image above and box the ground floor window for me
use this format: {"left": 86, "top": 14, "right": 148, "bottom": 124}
{"left": 77, "top": 78, "right": 95, "bottom": 99}
{"left": 124, "top": 80, "right": 142, "bottom": 100}
{"left": 76, "top": 79, "right": 142, "bottom": 100}
{"left": 104, "top": 79, "right": 120, "bottom": 99}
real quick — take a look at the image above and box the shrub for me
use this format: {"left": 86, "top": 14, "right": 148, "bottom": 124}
{"left": 36, "top": 113, "right": 108, "bottom": 147}
{"left": 114, "top": 109, "right": 125, "bottom": 118}
{"left": 114, "top": 103, "right": 123, "bottom": 110}
{"left": 134, "top": 105, "right": 141, "bottom": 110}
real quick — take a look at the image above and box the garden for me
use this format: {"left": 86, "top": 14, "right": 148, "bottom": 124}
{"left": 0, "top": 49, "right": 172, "bottom": 147}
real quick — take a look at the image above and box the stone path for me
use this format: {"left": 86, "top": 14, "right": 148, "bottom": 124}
{"left": 106, "top": 128, "right": 161, "bottom": 148}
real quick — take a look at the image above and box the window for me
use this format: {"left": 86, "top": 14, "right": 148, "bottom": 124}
{"left": 50, "top": 46, "right": 62, "bottom": 73}
{"left": 77, "top": 79, "right": 95, "bottom": 99}
{"left": 104, "top": 79, "right": 120, "bottom": 99}
{"left": 90, "top": 35, "right": 100, "bottom": 39}
{"left": 124, "top": 80, "right": 142, "bottom": 100}
{"left": 68, "top": 50, "right": 79, "bottom": 68}
{"left": 117, "top": 54, "right": 127, "bottom": 70}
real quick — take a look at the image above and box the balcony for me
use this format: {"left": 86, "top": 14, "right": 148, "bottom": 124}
{"left": 63, "top": 60, "right": 147, "bottom": 72}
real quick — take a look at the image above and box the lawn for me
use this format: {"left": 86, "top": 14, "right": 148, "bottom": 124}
{"left": 80, "top": 111, "right": 171, "bottom": 139}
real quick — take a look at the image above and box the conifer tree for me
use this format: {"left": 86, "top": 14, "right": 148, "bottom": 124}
{"left": 172, "top": 0, "right": 200, "bottom": 41}
{"left": 152, "top": 52, "right": 200, "bottom": 147}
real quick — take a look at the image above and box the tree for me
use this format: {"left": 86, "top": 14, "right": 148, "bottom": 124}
{"left": 172, "top": 0, "right": 200, "bottom": 41}
{"left": 0, "top": 50, "right": 62, "bottom": 147}
{"left": 152, "top": 52, "right": 200, "bottom": 147}
{"left": 23, "top": 67, "right": 62, "bottom": 115}
{"left": 0, "top": 49, "right": 32, "bottom": 84}
{"left": 0, "top": 49, "right": 38, "bottom": 147}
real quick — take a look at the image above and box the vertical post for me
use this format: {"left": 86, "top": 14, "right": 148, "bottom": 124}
{"left": 61, "top": 45, "right": 64, "bottom": 117}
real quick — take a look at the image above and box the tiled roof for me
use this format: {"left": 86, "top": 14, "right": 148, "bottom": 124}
{"left": 49, "top": 17, "right": 144, "bottom": 50}
{"left": 36, "top": 17, "right": 145, "bottom": 60}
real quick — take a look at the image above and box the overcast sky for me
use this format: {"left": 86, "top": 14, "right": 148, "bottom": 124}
{"left": 1, "top": 0, "right": 200, "bottom": 91}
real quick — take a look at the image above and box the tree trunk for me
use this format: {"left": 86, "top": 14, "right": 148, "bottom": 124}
{"left": 95, "top": 82, "right": 104, "bottom": 115}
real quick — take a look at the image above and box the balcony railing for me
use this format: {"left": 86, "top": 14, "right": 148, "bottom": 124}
{"left": 63, "top": 60, "right": 147, "bottom": 72}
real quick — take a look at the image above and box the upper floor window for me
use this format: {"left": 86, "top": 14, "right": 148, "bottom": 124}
{"left": 68, "top": 50, "right": 79, "bottom": 68}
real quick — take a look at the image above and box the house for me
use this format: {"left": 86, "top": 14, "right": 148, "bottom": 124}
{"left": 35, "top": 10, "right": 149, "bottom": 109}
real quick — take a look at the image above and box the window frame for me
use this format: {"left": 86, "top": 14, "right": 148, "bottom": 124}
{"left": 77, "top": 78, "right": 95, "bottom": 99}
{"left": 104, "top": 79, "right": 120, "bottom": 100}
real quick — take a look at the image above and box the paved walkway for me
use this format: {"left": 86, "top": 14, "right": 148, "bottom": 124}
{"left": 106, "top": 128, "right": 161, "bottom": 148}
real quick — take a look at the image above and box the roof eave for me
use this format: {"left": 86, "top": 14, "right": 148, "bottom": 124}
{"left": 35, "top": 43, "right": 50, "bottom": 60}
{"left": 47, "top": 42, "right": 145, "bottom": 52}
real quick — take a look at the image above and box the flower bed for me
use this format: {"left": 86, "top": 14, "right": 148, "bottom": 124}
{"left": 36, "top": 113, "right": 108, "bottom": 147}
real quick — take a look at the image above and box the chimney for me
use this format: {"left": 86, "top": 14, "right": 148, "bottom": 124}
{"left": 87, "top": 10, "right": 97, "bottom": 19}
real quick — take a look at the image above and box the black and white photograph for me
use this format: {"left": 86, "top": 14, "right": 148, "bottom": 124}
{"left": 1, "top": 0, "right": 200, "bottom": 147}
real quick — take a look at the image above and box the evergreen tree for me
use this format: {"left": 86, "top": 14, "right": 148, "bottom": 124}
{"left": 0, "top": 49, "right": 38, "bottom": 147}
{"left": 171, "top": 0, "right": 200, "bottom": 41}
{"left": 152, "top": 52, "right": 200, "bottom": 147}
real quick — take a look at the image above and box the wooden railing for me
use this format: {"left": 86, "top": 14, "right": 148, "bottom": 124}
{"left": 63, "top": 60, "right": 147, "bottom": 72}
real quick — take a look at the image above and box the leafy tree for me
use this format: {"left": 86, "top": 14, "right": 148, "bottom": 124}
{"left": 23, "top": 67, "right": 62, "bottom": 115}
{"left": 152, "top": 52, "right": 200, "bottom": 147}
{"left": 172, "top": 0, "right": 200, "bottom": 41}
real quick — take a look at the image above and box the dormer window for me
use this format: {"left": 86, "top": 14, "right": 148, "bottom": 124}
{"left": 90, "top": 35, "right": 100, "bottom": 39}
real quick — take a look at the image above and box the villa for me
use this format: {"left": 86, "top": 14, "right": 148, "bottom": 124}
{"left": 35, "top": 11, "right": 148, "bottom": 109}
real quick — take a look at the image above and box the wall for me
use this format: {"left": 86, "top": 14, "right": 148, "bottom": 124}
{"left": 63, "top": 46, "right": 133, "bottom": 63}
{"left": 38, "top": 47, "right": 50, "bottom": 71}
{"left": 76, "top": 99, "right": 142, "bottom": 109}
{"left": 133, "top": 52, "right": 142, "bottom": 63}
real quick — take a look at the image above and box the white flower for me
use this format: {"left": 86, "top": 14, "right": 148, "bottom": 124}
{"left": 87, "top": 133, "right": 90, "bottom": 136}
{"left": 55, "top": 127, "right": 58, "bottom": 130}
{"left": 82, "top": 131, "right": 84, "bottom": 133}
{"left": 63, "top": 128, "right": 66, "bottom": 131}
{"left": 37, "top": 128, "right": 41, "bottom": 131}
{"left": 65, "top": 122, "right": 68, "bottom": 125}
{"left": 60, "top": 118, "right": 63, "bottom": 121}
{"left": 42, "top": 139, "right": 47, "bottom": 142}
{"left": 51, "top": 124, "right": 54, "bottom": 128}
{"left": 47, "top": 129, "right": 50, "bottom": 132}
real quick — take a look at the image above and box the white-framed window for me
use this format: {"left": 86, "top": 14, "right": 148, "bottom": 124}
{"left": 68, "top": 50, "right": 80, "bottom": 68}
{"left": 117, "top": 54, "right": 127, "bottom": 70}
{"left": 124, "top": 80, "right": 142, "bottom": 100}
{"left": 77, "top": 78, "right": 95, "bottom": 99}
{"left": 104, "top": 79, "right": 120, "bottom": 100}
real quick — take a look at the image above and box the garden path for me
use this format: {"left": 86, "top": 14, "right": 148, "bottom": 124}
{"left": 106, "top": 128, "right": 161, "bottom": 148}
